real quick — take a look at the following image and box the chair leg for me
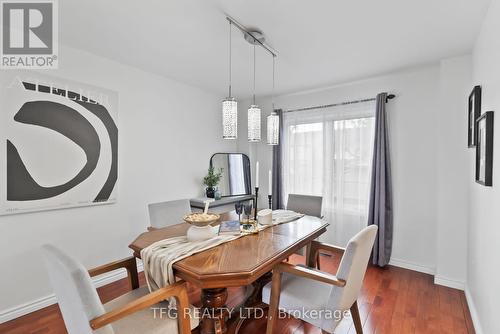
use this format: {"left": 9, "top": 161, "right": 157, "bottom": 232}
{"left": 350, "top": 300, "right": 363, "bottom": 334}
{"left": 266, "top": 270, "right": 283, "bottom": 334}
{"left": 316, "top": 253, "right": 321, "bottom": 270}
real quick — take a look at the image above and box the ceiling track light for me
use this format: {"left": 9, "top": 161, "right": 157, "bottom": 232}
{"left": 222, "top": 20, "right": 237, "bottom": 139}
{"left": 267, "top": 56, "right": 279, "bottom": 145}
{"left": 248, "top": 43, "right": 261, "bottom": 142}
{"left": 222, "top": 16, "right": 279, "bottom": 143}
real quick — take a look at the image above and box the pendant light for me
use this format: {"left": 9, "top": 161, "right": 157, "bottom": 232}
{"left": 267, "top": 56, "right": 279, "bottom": 145}
{"left": 248, "top": 44, "right": 261, "bottom": 142}
{"left": 222, "top": 21, "right": 237, "bottom": 139}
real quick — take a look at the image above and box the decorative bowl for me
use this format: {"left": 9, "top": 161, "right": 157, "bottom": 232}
{"left": 183, "top": 212, "right": 220, "bottom": 227}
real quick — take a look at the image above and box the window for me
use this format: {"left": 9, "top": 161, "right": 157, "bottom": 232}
{"left": 283, "top": 102, "right": 375, "bottom": 245}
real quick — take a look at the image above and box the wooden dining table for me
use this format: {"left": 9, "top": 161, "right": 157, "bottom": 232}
{"left": 129, "top": 211, "right": 328, "bottom": 334}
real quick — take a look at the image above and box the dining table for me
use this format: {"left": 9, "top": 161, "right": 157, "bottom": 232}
{"left": 129, "top": 211, "right": 329, "bottom": 334}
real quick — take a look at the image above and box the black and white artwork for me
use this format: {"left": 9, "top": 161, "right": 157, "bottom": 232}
{"left": 468, "top": 85, "right": 481, "bottom": 147}
{"left": 0, "top": 74, "right": 118, "bottom": 215}
{"left": 475, "top": 111, "right": 494, "bottom": 186}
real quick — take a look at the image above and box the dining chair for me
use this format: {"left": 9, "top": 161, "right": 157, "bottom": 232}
{"left": 286, "top": 194, "right": 323, "bottom": 258}
{"left": 286, "top": 194, "right": 323, "bottom": 218}
{"left": 148, "top": 199, "right": 192, "bottom": 229}
{"left": 263, "top": 225, "right": 378, "bottom": 334}
{"left": 41, "top": 244, "right": 198, "bottom": 334}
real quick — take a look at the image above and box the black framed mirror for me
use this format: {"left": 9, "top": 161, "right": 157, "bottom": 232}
{"left": 210, "top": 153, "right": 251, "bottom": 197}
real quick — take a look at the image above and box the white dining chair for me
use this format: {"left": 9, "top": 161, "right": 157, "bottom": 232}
{"left": 148, "top": 199, "right": 192, "bottom": 229}
{"left": 286, "top": 194, "right": 323, "bottom": 258}
{"left": 286, "top": 194, "right": 323, "bottom": 218}
{"left": 41, "top": 244, "right": 198, "bottom": 334}
{"left": 263, "top": 225, "right": 378, "bottom": 334}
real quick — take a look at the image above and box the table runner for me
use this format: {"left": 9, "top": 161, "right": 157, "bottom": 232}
{"left": 140, "top": 211, "right": 305, "bottom": 305}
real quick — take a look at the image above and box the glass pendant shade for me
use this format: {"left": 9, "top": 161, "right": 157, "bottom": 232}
{"left": 267, "top": 112, "right": 279, "bottom": 145}
{"left": 222, "top": 98, "right": 238, "bottom": 139}
{"left": 248, "top": 105, "right": 261, "bottom": 142}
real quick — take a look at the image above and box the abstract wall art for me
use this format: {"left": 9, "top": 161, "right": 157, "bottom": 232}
{"left": 0, "top": 73, "right": 118, "bottom": 215}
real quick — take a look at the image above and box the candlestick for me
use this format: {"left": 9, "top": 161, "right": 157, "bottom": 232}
{"left": 254, "top": 186, "right": 259, "bottom": 221}
{"left": 268, "top": 194, "right": 272, "bottom": 209}
{"left": 268, "top": 169, "right": 272, "bottom": 195}
{"left": 255, "top": 161, "right": 260, "bottom": 187}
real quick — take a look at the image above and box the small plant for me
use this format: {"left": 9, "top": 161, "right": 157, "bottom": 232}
{"left": 203, "top": 166, "right": 223, "bottom": 188}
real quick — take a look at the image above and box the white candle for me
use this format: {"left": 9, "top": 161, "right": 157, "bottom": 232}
{"left": 268, "top": 170, "right": 272, "bottom": 195}
{"left": 203, "top": 200, "right": 210, "bottom": 214}
{"left": 255, "top": 161, "right": 260, "bottom": 187}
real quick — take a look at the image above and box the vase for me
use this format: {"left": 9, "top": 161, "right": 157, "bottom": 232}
{"left": 206, "top": 186, "right": 215, "bottom": 198}
{"left": 214, "top": 188, "right": 222, "bottom": 200}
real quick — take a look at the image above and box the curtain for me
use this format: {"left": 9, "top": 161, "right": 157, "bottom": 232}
{"left": 368, "top": 93, "right": 393, "bottom": 267}
{"left": 283, "top": 101, "right": 376, "bottom": 246}
{"left": 272, "top": 109, "right": 284, "bottom": 209}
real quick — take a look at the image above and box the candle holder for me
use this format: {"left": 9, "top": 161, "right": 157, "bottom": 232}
{"left": 254, "top": 187, "right": 259, "bottom": 221}
{"left": 268, "top": 195, "right": 272, "bottom": 209}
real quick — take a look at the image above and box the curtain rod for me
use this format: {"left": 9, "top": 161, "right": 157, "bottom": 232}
{"left": 283, "top": 94, "right": 395, "bottom": 113}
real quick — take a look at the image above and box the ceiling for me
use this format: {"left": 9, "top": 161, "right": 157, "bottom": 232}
{"left": 60, "top": 0, "right": 491, "bottom": 98}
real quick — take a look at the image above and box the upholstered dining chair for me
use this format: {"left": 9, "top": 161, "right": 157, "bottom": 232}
{"left": 263, "top": 225, "right": 378, "bottom": 334}
{"left": 42, "top": 244, "right": 198, "bottom": 334}
{"left": 286, "top": 194, "right": 323, "bottom": 218}
{"left": 148, "top": 199, "right": 192, "bottom": 229}
{"left": 286, "top": 194, "right": 323, "bottom": 258}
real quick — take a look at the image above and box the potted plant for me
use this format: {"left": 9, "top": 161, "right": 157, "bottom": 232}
{"left": 203, "top": 166, "right": 223, "bottom": 198}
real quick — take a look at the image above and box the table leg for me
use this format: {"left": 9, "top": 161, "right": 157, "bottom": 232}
{"left": 200, "top": 288, "right": 229, "bottom": 334}
{"left": 227, "top": 272, "right": 273, "bottom": 334}
{"left": 243, "top": 271, "right": 273, "bottom": 307}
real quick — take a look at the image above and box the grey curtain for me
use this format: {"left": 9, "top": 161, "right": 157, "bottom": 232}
{"left": 272, "top": 109, "right": 284, "bottom": 209}
{"left": 368, "top": 93, "right": 393, "bottom": 267}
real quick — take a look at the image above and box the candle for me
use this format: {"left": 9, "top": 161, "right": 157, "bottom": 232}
{"left": 268, "top": 170, "right": 272, "bottom": 195}
{"left": 203, "top": 200, "right": 210, "bottom": 214}
{"left": 255, "top": 161, "right": 260, "bottom": 187}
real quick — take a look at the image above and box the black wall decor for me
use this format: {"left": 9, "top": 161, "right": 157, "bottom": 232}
{"left": 468, "top": 86, "right": 482, "bottom": 147}
{"left": 475, "top": 111, "right": 494, "bottom": 186}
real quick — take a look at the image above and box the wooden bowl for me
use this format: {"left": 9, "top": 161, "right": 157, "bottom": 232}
{"left": 183, "top": 213, "right": 220, "bottom": 227}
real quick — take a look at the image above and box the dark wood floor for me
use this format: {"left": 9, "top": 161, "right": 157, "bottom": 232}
{"left": 0, "top": 254, "right": 475, "bottom": 334}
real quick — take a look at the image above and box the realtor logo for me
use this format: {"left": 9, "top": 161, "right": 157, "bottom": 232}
{"left": 1, "top": 0, "right": 58, "bottom": 69}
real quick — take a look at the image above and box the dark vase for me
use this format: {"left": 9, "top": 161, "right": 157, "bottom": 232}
{"left": 205, "top": 186, "right": 215, "bottom": 198}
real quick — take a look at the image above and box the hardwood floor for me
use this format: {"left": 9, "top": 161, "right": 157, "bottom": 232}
{"left": 0, "top": 254, "right": 475, "bottom": 334}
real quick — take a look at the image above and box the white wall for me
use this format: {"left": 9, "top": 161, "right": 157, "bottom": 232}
{"left": 468, "top": 0, "right": 500, "bottom": 332}
{"left": 239, "top": 65, "right": 445, "bottom": 273}
{"left": 435, "top": 56, "right": 472, "bottom": 289}
{"left": 0, "top": 45, "right": 236, "bottom": 320}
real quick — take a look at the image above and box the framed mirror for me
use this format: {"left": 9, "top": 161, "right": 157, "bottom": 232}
{"left": 210, "top": 153, "right": 251, "bottom": 197}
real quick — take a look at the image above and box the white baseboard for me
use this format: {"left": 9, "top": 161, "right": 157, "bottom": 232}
{"left": 0, "top": 263, "right": 143, "bottom": 324}
{"left": 388, "top": 257, "right": 435, "bottom": 275}
{"left": 434, "top": 275, "right": 465, "bottom": 290}
{"left": 465, "top": 286, "right": 484, "bottom": 334}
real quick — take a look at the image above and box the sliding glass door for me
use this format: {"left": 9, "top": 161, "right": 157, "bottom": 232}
{"left": 283, "top": 101, "right": 375, "bottom": 246}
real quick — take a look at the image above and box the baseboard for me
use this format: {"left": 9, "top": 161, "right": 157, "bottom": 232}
{"left": 0, "top": 263, "right": 144, "bottom": 324}
{"left": 465, "top": 286, "right": 484, "bottom": 334}
{"left": 388, "top": 257, "right": 435, "bottom": 275}
{"left": 434, "top": 275, "right": 465, "bottom": 290}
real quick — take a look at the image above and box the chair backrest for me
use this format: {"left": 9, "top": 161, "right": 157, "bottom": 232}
{"left": 42, "top": 245, "right": 114, "bottom": 334}
{"left": 327, "top": 225, "right": 378, "bottom": 311}
{"left": 148, "top": 199, "right": 192, "bottom": 229}
{"left": 286, "top": 194, "right": 323, "bottom": 218}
